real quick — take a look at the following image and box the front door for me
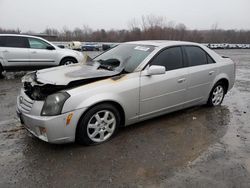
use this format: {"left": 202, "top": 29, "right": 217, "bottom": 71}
{"left": 139, "top": 46, "right": 187, "bottom": 120}
{"left": 27, "top": 37, "right": 57, "bottom": 68}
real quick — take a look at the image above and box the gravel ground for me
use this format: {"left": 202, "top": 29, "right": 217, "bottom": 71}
{"left": 0, "top": 50, "right": 249, "bottom": 188}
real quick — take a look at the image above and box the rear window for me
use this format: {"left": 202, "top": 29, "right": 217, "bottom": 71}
{"left": 0, "top": 36, "right": 29, "bottom": 48}
{"left": 185, "top": 46, "right": 208, "bottom": 66}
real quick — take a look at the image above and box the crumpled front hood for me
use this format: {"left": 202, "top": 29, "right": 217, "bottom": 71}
{"left": 35, "top": 62, "right": 120, "bottom": 85}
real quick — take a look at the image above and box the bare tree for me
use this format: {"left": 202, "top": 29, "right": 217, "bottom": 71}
{"left": 1, "top": 15, "right": 250, "bottom": 43}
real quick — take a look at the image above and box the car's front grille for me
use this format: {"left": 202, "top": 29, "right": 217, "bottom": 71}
{"left": 19, "top": 92, "right": 34, "bottom": 113}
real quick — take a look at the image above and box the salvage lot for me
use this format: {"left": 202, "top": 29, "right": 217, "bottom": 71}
{"left": 0, "top": 50, "right": 250, "bottom": 187}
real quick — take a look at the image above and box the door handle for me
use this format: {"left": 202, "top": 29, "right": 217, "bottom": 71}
{"left": 209, "top": 71, "right": 215, "bottom": 75}
{"left": 31, "top": 51, "right": 37, "bottom": 54}
{"left": 177, "top": 78, "right": 186, "bottom": 83}
{"left": 2, "top": 50, "right": 9, "bottom": 53}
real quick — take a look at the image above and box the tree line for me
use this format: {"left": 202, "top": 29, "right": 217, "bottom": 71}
{"left": 1, "top": 15, "right": 250, "bottom": 43}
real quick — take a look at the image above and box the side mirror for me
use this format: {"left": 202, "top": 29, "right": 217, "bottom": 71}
{"left": 46, "top": 46, "right": 55, "bottom": 50}
{"left": 147, "top": 65, "right": 166, "bottom": 75}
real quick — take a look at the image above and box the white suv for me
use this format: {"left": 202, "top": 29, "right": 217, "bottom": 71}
{"left": 0, "top": 34, "right": 84, "bottom": 76}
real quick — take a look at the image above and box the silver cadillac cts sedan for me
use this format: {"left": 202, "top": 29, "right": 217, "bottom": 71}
{"left": 16, "top": 41, "right": 235, "bottom": 145}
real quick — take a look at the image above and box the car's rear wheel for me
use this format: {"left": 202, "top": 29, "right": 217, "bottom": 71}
{"left": 76, "top": 103, "right": 121, "bottom": 145}
{"left": 207, "top": 82, "right": 225, "bottom": 106}
{"left": 60, "top": 57, "right": 77, "bottom": 65}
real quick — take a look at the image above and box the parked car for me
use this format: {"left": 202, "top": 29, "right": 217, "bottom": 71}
{"left": 68, "top": 41, "right": 82, "bottom": 51}
{"left": 0, "top": 34, "right": 84, "bottom": 76}
{"left": 81, "top": 43, "right": 100, "bottom": 51}
{"left": 16, "top": 41, "right": 235, "bottom": 145}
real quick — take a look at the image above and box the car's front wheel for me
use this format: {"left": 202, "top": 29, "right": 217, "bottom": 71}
{"left": 207, "top": 82, "right": 226, "bottom": 106}
{"left": 76, "top": 103, "right": 121, "bottom": 145}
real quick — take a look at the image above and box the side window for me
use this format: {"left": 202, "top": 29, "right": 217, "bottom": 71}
{"left": 151, "top": 47, "right": 183, "bottom": 71}
{"left": 185, "top": 46, "right": 208, "bottom": 66}
{"left": 0, "top": 36, "right": 28, "bottom": 48}
{"left": 28, "top": 38, "right": 50, "bottom": 49}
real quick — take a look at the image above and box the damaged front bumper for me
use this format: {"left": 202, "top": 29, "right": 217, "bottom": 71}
{"left": 16, "top": 91, "right": 87, "bottom": 144}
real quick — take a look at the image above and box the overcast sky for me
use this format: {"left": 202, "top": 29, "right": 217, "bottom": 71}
{"left": 0, "top": 0, "right": 250, "bottom": 32}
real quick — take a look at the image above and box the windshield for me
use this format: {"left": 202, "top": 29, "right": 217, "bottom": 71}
{"left": 94, "top": 44, "right": 155, "bottom": 73}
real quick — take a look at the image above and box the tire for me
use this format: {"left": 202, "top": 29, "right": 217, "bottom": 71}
{"left": 60, "top": 57, "right": 77, "bottom": 65}
{"left": 207, "top": 82, "right": 226, "bottom": 106}
{"left": 76, "top": 103, "right": 121, "bottom": 145}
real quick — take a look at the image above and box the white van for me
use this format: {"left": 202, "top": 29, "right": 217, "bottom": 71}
{"left": 0, "top": 34, "right": 84, "bottom": 76}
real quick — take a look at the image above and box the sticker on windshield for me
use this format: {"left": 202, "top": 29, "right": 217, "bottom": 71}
{"left": 134, "top": 46, "right": 150, "bottom": 51}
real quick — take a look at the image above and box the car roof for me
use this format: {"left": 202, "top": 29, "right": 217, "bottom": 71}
{"left": 0, "top": 34, "right": 43, "bottom": 40}
{"left": 125, "top": 40, "right": 201, "bottom": 48}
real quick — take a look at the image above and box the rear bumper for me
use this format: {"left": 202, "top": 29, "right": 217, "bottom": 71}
{"left": 16, "top": 105, "right": 86, "bottom": 144}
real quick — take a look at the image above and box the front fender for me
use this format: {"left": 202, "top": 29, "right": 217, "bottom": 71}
{"left": 62, "top": 73, "right": 140, "bottom": 125}
{"left": 60, "top": 49, "right": 85, "bottom": 63}
{"left": 62, "top": 92, "right": 127, "bottom": 124}
{"left": 63, "top": 90, "right": 139, "bottom": 126}
{"left": 75, "top": 93, "right": 125, "bottom": 110}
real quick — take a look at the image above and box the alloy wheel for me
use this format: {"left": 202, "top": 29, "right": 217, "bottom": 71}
{"left": 212, "top": 85, "right": 224, "bottom": 105}
{"left": 87, "top": 110, "right": 116, "bottom": 143}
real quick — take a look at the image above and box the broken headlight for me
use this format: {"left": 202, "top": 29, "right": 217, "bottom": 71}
{"left": 41, "top": 92, "right": 70, "bottom": 116}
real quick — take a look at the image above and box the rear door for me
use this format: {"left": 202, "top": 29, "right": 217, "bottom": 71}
{"left": 0, "top": 36, "right": 30, "bottom": 70}
{"left": 27, "top": 37, "right": 58, "bottom": 68}
{"left": 183, "top": 46, "right": 217, "bottom": 106}
{"left": 139, "top": 46, "right": 188, "bottom": 120}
